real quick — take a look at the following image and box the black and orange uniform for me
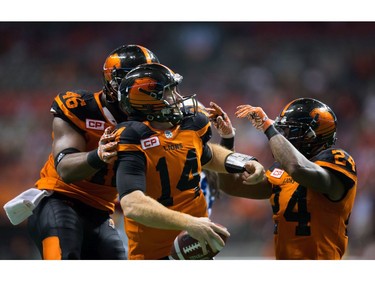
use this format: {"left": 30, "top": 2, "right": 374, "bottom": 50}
{"left": 115, "top": 111, "right": 212, "bottom": 259}
{"left": 28, "top": 90, "right": 126, "bottom": 259}
{"left": 266, "top": 148, "right": 357, "bottom": 259}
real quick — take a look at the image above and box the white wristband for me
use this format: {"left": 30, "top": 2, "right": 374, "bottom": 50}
{"left": 224, "top": 152, "right": 258, "bottom": 173}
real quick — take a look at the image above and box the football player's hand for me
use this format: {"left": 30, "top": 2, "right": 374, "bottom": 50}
{"left": 186, "top": 217, "right": 230, "bottom": 255}
{"left": 97, "top": 127, "right": 118, "bottom": 164}
{"left": 241, "top": 160, "right": 266, "bottom": 185}
{"left": 235, "top": 105, "right": 273, "bottom": 132}
{"left": 205, "top": 101, "right": 235, "bottom": 138}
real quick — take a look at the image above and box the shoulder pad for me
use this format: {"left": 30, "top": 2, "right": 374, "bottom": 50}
{"left": 116, "top": 121, "right": 155, "bottom": 145}
{"left": 312, "top": 148, "right": 356, "bottom": 176}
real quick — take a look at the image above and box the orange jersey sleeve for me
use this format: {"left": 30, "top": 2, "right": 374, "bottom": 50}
{"left": 35, "top": 90, "right": 120, "bottom": 213}
{"left": 115, "top": 112, "right": 212, "bottom": 259}
{"left": 266, "top": 148, "right": 357, "bottom": 259}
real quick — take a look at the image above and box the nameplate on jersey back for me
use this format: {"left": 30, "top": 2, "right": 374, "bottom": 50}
{"left": 141, "top": 136, "right": 160, "bottom": 150}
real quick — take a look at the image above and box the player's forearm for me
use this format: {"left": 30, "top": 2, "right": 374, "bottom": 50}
{"left": 269, "top": 134, "right": 311, "bottom": 171}
{"left": 57, "top": 152, "right": 99, "bottom": 183}
{"left": 269, "top": 134, "right": 322, "bottom": 182}
{"left": 121, "top": 190, "right": 193, "bottom": 230}
{"left": 269, "top": 134, "right": 343, "bottom": 196}
{"left": 204, "top": 143, "right": 233, "bottom": 173}
{"left": 218, "top": 173, "right": 272, "bottom": 199}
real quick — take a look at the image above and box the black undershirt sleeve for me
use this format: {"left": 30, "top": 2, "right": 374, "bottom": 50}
{"left": 116, "top": 151, "right": 147, "bottom": 200}
{"left": 200, "top": 143, "right": 213, "bottom": 166}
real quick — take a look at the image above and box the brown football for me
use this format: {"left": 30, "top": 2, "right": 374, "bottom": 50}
{"left": 169, "top": 225, "right": 228, "bottom": 260}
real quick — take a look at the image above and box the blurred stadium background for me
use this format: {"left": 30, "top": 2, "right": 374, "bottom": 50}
{"left": 0, "top": 22, "right": 374, "bottom": 260}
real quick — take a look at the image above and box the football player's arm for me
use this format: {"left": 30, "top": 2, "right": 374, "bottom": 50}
{"left": 218, "top": 172, "right": 272, "bottom": 199}
{"left": 206, "top": 101, "right": 271, "bottom": 198}
{"left": 268, "top": 134, "right": 346, "bottom": 200}
{"left": 116, "top": 151, "right": 230, "bottom": 254}
{"left": 202, "top": 143, "right": 266, "bottom": 186}
{"left": 121, "top": 190, "right": 228, "bottom": 254}
{"left": 236, "top": 104, "right": 346, "bottom": 201}
{"left": 53, "top": 117, "right": 116, "bottom": 182}
{"left": 52, "top": 117, "right": 97, "bottom": 182}
{"left": 205, "top": 101, "right": 235, "bottom": 150}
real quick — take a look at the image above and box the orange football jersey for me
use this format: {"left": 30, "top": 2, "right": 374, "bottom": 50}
{"left": 35, "top": 90, "right": 121, "bottom": 213}
{"left": 266, "top": 148, "right": 357, "bottom": 259}
{"left": 115, "top": 112, "right": 211, "bottom": 259}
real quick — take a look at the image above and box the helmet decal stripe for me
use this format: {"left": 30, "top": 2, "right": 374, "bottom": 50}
{"left": 138, "top": 45, "right": 153, "bottom": 63}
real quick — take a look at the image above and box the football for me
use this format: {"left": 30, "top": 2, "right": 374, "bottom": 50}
{"left": 169, "top": 226, "right": 228, "bottom": 260}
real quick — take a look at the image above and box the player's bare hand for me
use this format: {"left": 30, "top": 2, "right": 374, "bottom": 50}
{"left": 235, "top": 105, "right": 273, "bottom": 132}
{"left": 98, "top": 127, "right": 118, "bottom": 164}
{"left": 185, "top": 217, "right": 230, "bottom": 255}
{"left": 206, "top": 101, "right": 235, "bottom": 138}
{"left": 241, "top": 160, "right": 266, "bottom": 185}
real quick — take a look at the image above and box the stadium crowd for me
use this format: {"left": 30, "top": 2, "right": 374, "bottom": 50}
{"left": 0, "top": 22, "right": 374, "bottom": 259}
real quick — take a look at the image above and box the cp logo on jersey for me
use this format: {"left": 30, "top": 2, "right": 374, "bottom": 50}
{"left": 86, "top": 119, "right": 105, "bottom": 130}
{"left": 270, "top": 168, "right": 284, "bottom": 179}
{"left": 141, "top": 136, "right": 160, "bottom": 150}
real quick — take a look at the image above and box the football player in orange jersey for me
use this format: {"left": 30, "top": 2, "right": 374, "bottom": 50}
{"left": 5, "top": 45, "right": 159, "bottom": 259}
{"left": 219, "top": 98, "right": 357, "bottom": 259}
{"left": 111, "top": 63, "right": 265, "bottom": 259}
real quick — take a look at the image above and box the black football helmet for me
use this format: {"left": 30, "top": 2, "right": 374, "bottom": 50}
{"left": 118, "top": 63, "right": 197, "bottom": 125}
{"left": 274, "top": 98, "right": 337, "bottom": 157}
{"left": 103, "top": 44, "right": 159, "bottom": 102}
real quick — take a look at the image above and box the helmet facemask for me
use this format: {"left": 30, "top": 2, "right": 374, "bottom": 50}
{"left": 274, "top": 116, "right": 316, "bottom": 157}
{"left": 140, "top": 82, "right": 198, "bottom": 125}
{"left": 104, "top": 67, "right": 132, "bottom": 103}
